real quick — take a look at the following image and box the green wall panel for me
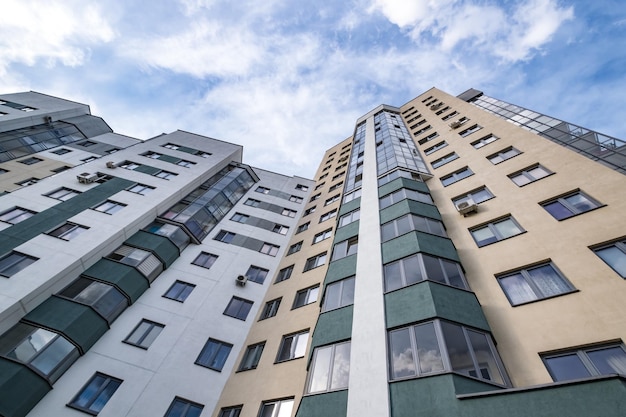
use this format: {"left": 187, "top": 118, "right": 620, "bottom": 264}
{"left": 23, "top": 297, "right": 109, "bottom": 353}
{"left": 378, "top": 176, "right": 430, "bottom": 197}
{"left": 134, "top": 165, "right": 161, "bottom": 175}
{"left": 381, "top": 231, "right": 459, "bottom": 264}
{"left": 157, "top": 154, "right": 180, "bottom": 164}
{"left": 325, "top": 256, "right": 358, "bottom": 284}
{"left": 310, "top": 306, "right": 353, "bottom": 351}
{"left": 0, "top": 359, "right": 50, "bottom": 417}
{"left": 379, "top": 199, "right": 442, "bottom": 224}
{"left": 338, "top": 198, "right": 360, "bottom": 217}
{"left": 125, "top": 230, "right": 180, "bottom": 268}
{"left": 177, "top": 146, "right": 198, "bottom": 155}
{"left": 385, "top": 281, "right": 489, "bottom": 331}
{"left": 83, "top": 259, "right": 149, "bottom": 303}
{"left": 333, "top": 221, "right": 359, "bottom": 243}
{"left": 295, "top": 390, "right": 348, "bottom": 417}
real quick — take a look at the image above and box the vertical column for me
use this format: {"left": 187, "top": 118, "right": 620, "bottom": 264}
{"left": 346, "top": 117, "right": 390, "bottom": 417}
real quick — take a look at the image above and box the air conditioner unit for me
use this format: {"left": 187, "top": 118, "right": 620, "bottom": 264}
{"left": 44, "top": 115, "right": 53, "bottom": 126}
{"left": 430, "top": 103, "right": 442, "bottom": 110}
{"left": 106, "top": 161, "right": 117, "bottom": 169}
{"left": 236, "top": 275, "right": 248, "bottom": 286}
{"left": 449, "top": 121, "right": 462, "bottom": 129}
{"left": 77, "top": 172, "right": 98, "bottom": 184}
{"left": 456, "top": 199, "right": 478, "bottom": 216}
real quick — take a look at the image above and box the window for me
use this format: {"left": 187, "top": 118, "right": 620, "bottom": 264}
{"left": 388, "top": 320, "right": 507, "bottom": 385}
{"left": 441, "top": 167, "right": 473, "bottom": 186}
{"left": 384, "top": 253, "right": 468, "bottom": 291}
{"left": 295, "top": 184, "right": 309, "bottom": 191}
{"left": 319, "top": 209, "right": 337, "bottom": 223}
{"left": 431, "top": 152, "right": 459, "bottom": 169}
{"left": 324, "top": 194, "right": 341, "bottom": 206}
{"left": 165, "top": 397, "right": 204, "bottom": 417}
{"left": 287, "top": 241, "right": 303, "bottom": 255}
{"left": 497, "top": 262, "right": 575, "bottom": 306}
{"left": 338, "top": 209, "right": 360, "bottom": 228}
{"left": 458, "top": 124, "right": 482, "bottom": 137}
{"left": 126, "top": 183, "right": 155, "bottom": 195}
{"left": 343, "top": 188, "right": 361, "bottom": 203}
{"left": 19, "top": 156, "right": 43, "bottom": 165}
{"left": 424, "top": 141, "right": 447, "bottom": 155}
{"left": 289, "top": 195, "right": 303, "bottom": 203}
{"left": 381, "top": 214, "right": 447, "bottom": 242}
{"left": 46, "top": 187, "right": 80, "bottom": 201}
{"left": 246, "top": 265, "right": 269, "bottom": 284}
{"left": 379, "top": 188, "right": 433, "bottom": 209}
{"left": 163, "top": 281, "right": 195, "bottom": 302}
{"left": 192, "top": 252, "right": 218, "bottom": 269}
{"left": 541, "top": 191, "right": 602, "bottom": 220}
{"left": 256, "top": 186, "right": 270, "bottom": 194}
{"left": 471, "top": 134, "right": 499, "bottom": 149}
{"left": 282, "top": 208, "right": 296, "bottom": 217}
{"left": 0, "top": 207, "right": 36, "bottom": 224}
{"left": 314, "top": 182, "right": 325, "bottom": 190}
{"left": 51, "top": 165, "right": 71, "bottom": 173}
{"left": 293, "top": 285, "right": 319, "bottom": 308}
{"left": 331, "top": 237, "right": 358, "bottom": 261}
{"left": 93, "top": 200, "right": 126, "bottom": 214}
{"left": 259, "top": 399, "right": 294, "bottom": 417}
{"left": 124, "top": 319, "right": 164, "bottom": 349}
{"left": 239, "top": 342, "right": 265, "bottom": 371}
{"left": 163, "top": 143, "right": 180, "bottom": 150}
{"left": 155, "top": 170, "right": 177, "bottom": 179}
{"left": 441, "top": 110, "right": 459, "bottom": 121}
{"left": 260, "top": 243, "right": 279, "bottom": 256}
{"left": 244, "top": 198, "right": 261, "bottom": 207}
{"left": 81, "top": 156, "right": 97, "bottom": 163}
{"left": 275, "top": 265, "right": 294, "bottom": 283}
{"left": 296, "top": 222, "right": 310, "bottom": 233}
{"left": 215, "top": 230, "right": 236, "bottom": 243}
{"left": 51, "top": 148, "right": 72, "bottom": 155}
{"left": 16, "top": 177, "right": 39, "bottom": 186}
{"left": 0, "top": 251, "right": 38, "bottom": 277}
{"left": 303, "top": 252, "right": 327, "bottom": 272}
{"left": 224, "top": 297, "right": 253, "bottom": 320}
{"left": 176, "top": 160, "right": 195, "bottom": 168}
{"left": 329, "top": 182, "right": 344, "bottom": 192}
{"left": 322, "top": 276, "right": 355, "bottom": 311}
{"left": 260, "top": 298, "right": 281, "bottom": 320}
{"left": 306, "top": 341, "right": 351, "bottom": 394}
{"left": 107, "top": 245, "right": 163, "bottom": 282}
{"left": 196, "top": 338, "right": 233, "bottom": 371}
{"left": 452, "top": 187, "right": 494, "bottom": 207}
{"left": 0, "top": 168, "right": 8, "bottom": 174}
{"left": 417, "top": 132, "right": 439, "bottom": 145}
{"left": 218, "top": 406, "right": 242, "bottom": 417}
{"left": 313, "top": 228, "right": 333, "bottom": 244}
{"left": 303, "top": 206, "right": 316, "bottom": 216}
{"left": 487, "top": 147, "right": 521, "bottom": 164}
{"left": 230, "top": 213, "right": 249, "bottom": 223}
{"left": 78, "top": 140, "right": 96, "bottom": 147}
{"left": 68, "top": 373, "right": 122, "bottom": 414}
{"left": 276, "top": 331, "right": 309, "bottom": 362}
{"left": 309, "top": 193, "right": 320, "bottom": 202}
{"left": 509, "top": 164, "right": 552, "bottom": 186}
{"left": 120, "top": 161, "right": 140, "bottom": 170}
{"left": 542, "top": 343, "right": 626, "bottom": 382}
{"left": 144, "top": 151, "right": 162, "bottom": 158}
{"left": 470, "top": 216, "right": 525, "bottom": 247}
{"left": 59, "top": 277, "right": 127, "bottom": 321}
{"left": 594, "top": 240, "right": 626, "bottom": 278}
{"left": 48, "top": 222, "right": 88, "bottom": 240}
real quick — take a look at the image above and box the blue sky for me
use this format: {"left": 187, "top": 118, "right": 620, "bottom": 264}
{"left": 1, "top": 0, "right": 624, "bottom": 178}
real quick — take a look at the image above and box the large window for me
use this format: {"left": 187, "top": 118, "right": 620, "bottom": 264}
{"left": 331, "top": 237, "right": 358, "bottom": 261}
{"left": 48, "top": 222, "right": 88, "bottom": 240}
{"left": 192, "top": 252, "right": 218, "bottom": 269}
{"left": 276, "top": 330, "right": 309, "bottom": 362}
{"left": 0, "top": 251, "right": 38, "bottom": 277}
{"left": 384, "top": 253, "right": 468, "bottom": 291}
{"left": 260, "top": 243, "right": 279, "bottom": 256}
{"left": 246, "top": 265, "right": 269, "bottom": 284}
{"left": 338, "top": 209, "right": 360, "bottom": 228}
{"left": 293, "top": 286, "right": 319, "bottom": 309}
{"left": 542, "top": 343, "right": 626, "bottom": 382}
{"left": 68, "top": 373, "right": 122, "bottom": 414}
{"left": 93, "top": 200, "right": 126, "bottom": 214}
{"left": 124, "top": 319, "right": 164, "bottom": 349}
{"left": 306, "top": 341, "right": 351, "bottom": 394}
{"left": 107, "top": 245, "right": 163, "bottom": 282}
{"left": 275, "top": 265, "right": 294, "bottom": 283}
{"left": 497, "top": 262, "right": 575, "bottom": 306}
{"left": 441, "top": 167, "right": 473, "bottom": 186}
{"left": 239, "top": 342, "right": 265, "bottom": 371}
{"left": 458, "top": 124, "right": 482, "bottom": 137}
{"left": 45, "top": 187, "right": 80, "bottom": 201}
{"left": 164, "top": 397, "right": 204, "bottom": 417}
{"left": 287, "top": 241, "right": 303, "bottom": 255}
{"left": 218, "top": 406, "right": 242, "bottom": 417}
{"left": 379, "top": 188, "right": 433, "bottom": 209}
{"left": 319, "top": 209, "right": 337, "bottom": 223}
{"left": 452, "top": 187, "right": 494, "bottom": 207}
{"left": 223, "top": 297, "right": 253, "bottom": 320}
{"left": 195, "top": 338, "right": 233, "bottom": 371}
{"left": 593, "top": 239, "right": 626, "bottom": 278}
{"left": 508, "top": 164, "right": 552, "bottom": 186}
{"left": 126, "top": 183, "right": 155, "bottom": 195}
{"left": 470, "top": 216, "right": 525, "bottom": 247}
{"left": 388, "top": 320, "right": 507, "bottom": 386}
{"left": 322, "top": 276, "right": 355, "bottom": 312}
{"left": 541, "top": 190, "right": 602, "bottom": 220}
{"left": 259, "top": 399, "right": 294, "bottom": 417}
{"left": 296, "top": 222, "right": 310, "bottom": 233}
{"left": 163, "top": 280, "right": 195, "bottom": 302}
{"left": 303, "top": 252, "right": 327, "bottom": 272}
{"left": 260, "top": 298, "right": 281, "bottom": 320}
{"left": 381, "top": 214, "right": 447, "bottom": 242}
{"left": 487, "top": 147, "right": 521, "bottom": 164}
{"left": 471, "top": 134, "right": 498, "bottom": 149}
{"left": 424, "top": 141, "right": 447, "bottom": 155}
{"left": 0, "top": 323, "right": 79, "bottom": 383}
{"left": 431, "top": 152, "right": 459, "bottom": 169}
{"left": 0, "top": 207, "right": 36, "bottom": 224}
{"left": 59, "top": 277, "right": 128, "bottom": 322}
{"left": 215, "top": 230, "right": 236, "bottom": 243}
{"left": 313, "top": 228, "right": 333, "bottom": 244}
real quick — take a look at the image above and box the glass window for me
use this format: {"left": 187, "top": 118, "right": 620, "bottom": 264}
{"left": 452, "top": 187, "right": 494, "bottom": 207}
{"left": 303, "top": 252, "right": 327, "bottom": 272}
{"left": 441, "top": 167, "right": 473, "bottom": 186}
{"left": 276, "top": 331, "right": 309, "bottom": 362}
{"left": 543, "top": 343, "right": 626, "bottom": 382}
{"left": 338, "top": 209, "right": 360, "bottom": 228}
{"left": 272, "top": 224, "right": 289, "bottom": 235}
{"left": 296, "top": 222, "right": 310, "bottom": 233}
{"left": 51, "top": 148, "right": 72, "bottom": 155}
{"left": 246, "top": 265, "right": 269, "bottom": 284}
{"left": 306, "top": 341, "right": 351, "bottom": 393}
{"left": 0, "top": 251, "right": 38, "bottom": 277}
{"left": 230, "top": 213, "right": 249, "bottom": 223}
{"left": 244, "top": 198, "right": 261, "bottom": 207}
{"left": 322, "top": 276, "right": 355, "bottom": 312}
{"left": 155, "top": 170, "right": 177, "bottom": 179}
{"left": 293, "top": 286, "right": 319, "bottom": 308}
{"left": 509, "top": 164, "right": 552, "bottom": 186}
{"left": 594, "top": 240, "right": 626, "bottom": 278}
{"left": 458, "top": 124, "right": 482, "bottom": 137}
{"left": 239, "top": 342, "right": 265, "bottom": 371}
{"left": 260, "top": 298, "right": 281, "bottom": 320}
{"left": 331, "top": 237, "right": 358, "bottom": 261}
{"left": 164, "top": 397, "right": 204, "bottom": 417}
{"left": 127, "top": 183, "right": 155, "bottom": 195}
{"left": 379, "top": 188, "right": 433, "bottom": 209}
{"left": 16, "top": 177, "right": 39, "bottom": 187}
{"left": 108, "top": 245, "right": 163, "bottom": 281}
{"left": 256, "top": 186, "right": 270, "bottom": 194}
{"left": 295, "top": 184, "right": 309, "bottom": 191}
{"left": 289, "top": 195, "right": 303, "bottom": 203}
{"left": 46, "top": 187, "right": 80, "bottom": 201}
{"left": 384, "top": 253, "right": 468, "bottom": 291}
{"left": 215, "top": 230, "right": 236, "bottom": 243}
{"left": 275, "top": 265, "right": 294, "bottom": 283}
{"left": 287, "top": 241, "right": 303, "bottom": 255}
{"left": 319, "top": 209, "right": 337, "bottom": 223}
{"left": 48, "top": 222, "right": 88, "bottom": 240}
{"left": 313, "top": 228, "right": 333, "bottom": 244}
{"left": 195, "top": 338, "right": 233, "bottom": 371}
{"left": 59, "top": 277, "right": 128, "bottom": 322}
{"left": 93, "top": 200, "right": 126, "bottom": 214}
{"left": 260, "top": 243, "right": 279, "bottom": 256}
{"left": 163, "top": 281, "right": 195, "bottom": 302}
{"left": 470, "top": 134, "right": 499, "bottom": 149}
{"left": 124, "top": 319, "right": 164, "bottom": 349}
{"left": 424, "top": 141, "right": 447, "bottom": 155}
{"left": 223, "top": 297, "right": 253, "bottom": 320}
{"left": 470, "top": 217, "right": 525, "bottom": 247}
{"left": 497, "top": 262, "right": 575, "bottom": 306}
{"left": 282, "top": 208, "right": 297, "bottom": 217}
{"left": 431, "top": 152, "right": 459, "bottom": 169}
{"left": 0, "top": 207, "right": 37, "bottom": 224}
{"left": 303, "top": 206, "right": 316, "bottom": 216}
{"left": 487, "top": 147, "right": 521, "bottom": 164}
{"left": 218, "top": 406, "right": 242, "bottom": 417}
{"left": 259, "top": 399, "right": 294, "bottom": 417}
{"left": 542, "top": 191, "right": 602, "bottom": 220}
{"left": 68, "top": 373, "right": 122, "bottom": 414}
{"left": 192, "top": 252, "right": 218, "bottom": 269}
{"left": 381, "top": 214, "right": 447, "bottom": 242}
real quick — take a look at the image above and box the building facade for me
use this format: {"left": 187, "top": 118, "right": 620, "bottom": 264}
{"left": 0, "top": 88, "right": 625, "bottom": 417}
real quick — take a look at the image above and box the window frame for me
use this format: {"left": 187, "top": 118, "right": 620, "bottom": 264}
{"left": 542, "top": 343, "right": 626, "bottom": 382}
{"left": 292, "top": 285, "right": 320, "bottom": 309}
{"left": 306, "top": 341, "right": 351, "bottom": 394}
{"left": 496, "top": 262, "right": 576, "bottom": 306}
{"left": 312, "top": 228, "right": 333, "bottom": 244}
{"left": 223, "top": 296, "right": 254, "bottom": 321}
{"left": 322, "top": 276, "right": 355, "bottom": 312}
{"left": 246, "top": 265, "right": 269, "bottom": 284}
{"left": 92, "top": 200, "right": 126, "bottom": 215}
{"left": 195, "top": 338, "right": 233, "bottom": 371}
{"left": 67, "top": 372, "right": 122, "bottom": 415}
{"left": 487, "top": 146, "right": 522, "bottom": 164}
{"left": 47, "top": 222, "right": 89, "bottom": 240}
{"left": 0, "top": 207, "right": 37, "bottom": 224}
{"left": 431, "top": 152, "right": 459, "bottom": 169}
{"left": 259, "top": 298, "right": 281, "bottom": 320}
{"left": 45, "top": 187, "right": 80, "bottom": 201}
{"left": 238, "top": 342, "right": 266, "bottom": 371}
{"left": 287, "top": 241, "right": 303, "bottom": 255}
{"left": 593, "top": 239, "right": 626, "bottom": 279}
{"left": 470, "top": 134, "right": 499, "bottom": 149}
{"left": 508, "top": 164, "right": 553, "bottom": 186}
{"left": 469, "top": 216, "right": 525, "bottom": 247}
{"left": 540, "top": 190, "right": 603, "bottom": 220}
{"left": 452, "top": 186, "right": 494, "bottom": 207}
{"left": 441, "top": 167, "right": 473, "bottom": 186}
{"left": 123, "top": 319, "right": 164, "bottom": 350}
{"left": 303, "top": 252, "right": 327, "bottom": 272}
{"left": 276, "top": 330, "right": 309, "bottom": 363}
{"left": 164, "top": 397, "right": 204, "bottom": 417}
{"left": 319, "top": 209, "right": 337, "bottom": 223}
{"left": 384, "top": 253, "right": 469, "bottom": 292}
{"left": 275, "top": 265, "right": 294, "bottom": 283}
{"left": 163, "top": 280, "right": 196, "bottom": 302}
{"left": 0, "top": 251, "right": 38, "bottom": 277}
{"left": 192, "top": 252, "right": 218, "bottom": 269}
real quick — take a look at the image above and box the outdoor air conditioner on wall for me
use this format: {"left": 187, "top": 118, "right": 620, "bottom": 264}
{"left": 449, "top": 121, "right": 462, "bottom": 129}
{"left": 430, "top": 103, "right": 442, "bottom": 110}
{"left": 106, "top": 161, "right": 116, "bottom": 169}
{"left": 236, "top": 275, "right": 248, "bottom": 286}
{"left": 77, "top": 172, "right": 98, "bottom": 184}
{"left": 455, "top": 199, "right": 478, "bottom": 216}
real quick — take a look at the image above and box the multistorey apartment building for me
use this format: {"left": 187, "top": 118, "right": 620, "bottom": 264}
{"left": 0, "top": 88, "right": 625, "bottom": 417}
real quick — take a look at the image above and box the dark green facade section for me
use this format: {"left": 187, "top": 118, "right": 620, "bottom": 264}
{"left": 0, "top": 359, "right": 50, "bottom": 417}
{"left": 381, "top": 231, "right": 459, "bottom": 264}
{"left": 334, "top": 220, "right": 359, "bottom": 243}
{"left": 310, "top": 306, "right": 353, "bottom": 351}
{"left": 385, "top": 281, "right": 489, "bottom": 331}
{"left": 296, "top": 390, "right": 348, "bottom": 417}
{"left": 83, "top": 259, "right": 149, "bottom": 303}
{"left": 379, "top": 199, "right": 442, "bottom": 224}
{"left": 378, "top": 176, "right": 429, "bottom": 197}
{"left": 325, "top": 256, "right": 357, "bottom": 284}
{"left": 134, "top": 165, "right": 161, "bottom": 175}
{"left": 23, "top": 297, "right": 109, "bottom": 353}
{"left": 0, "top": 177, "right": 134, "bottom": 256}
{"left": 389, "top": 374, "right": 626, "bottom": 417}
{"left": 338, "top": 197, "right": 360, "bottom": 217}
{"left": 157, "top": 154, "right": 180, "bottom": 164}
{"left": 125, "top": 230, "right": 179, "bottom": 268}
